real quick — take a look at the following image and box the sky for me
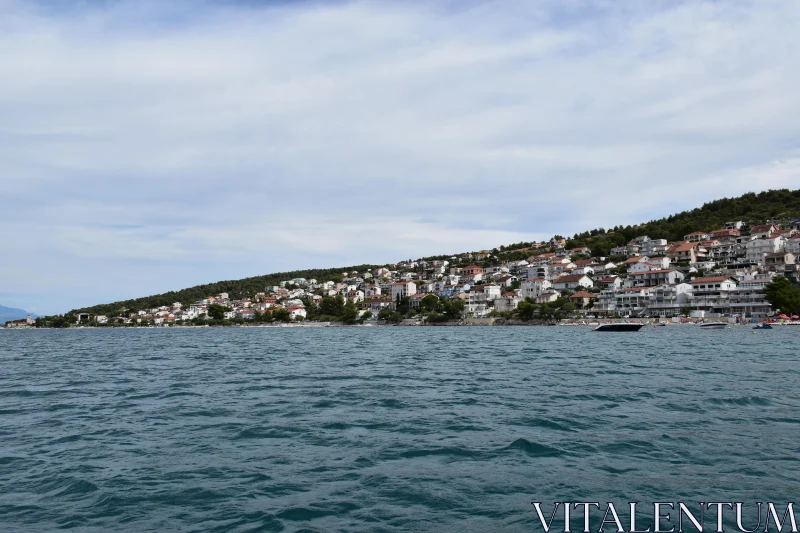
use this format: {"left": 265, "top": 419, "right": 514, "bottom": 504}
{"left": 1, "top": 0, "right": 800, "bottom": 314}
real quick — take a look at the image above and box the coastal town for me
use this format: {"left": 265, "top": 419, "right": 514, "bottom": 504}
{"left": 7, "top": 219, "right": 800, "bottom": 328}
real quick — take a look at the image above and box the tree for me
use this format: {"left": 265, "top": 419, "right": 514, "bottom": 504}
{"left": 764, "top": 277, "right": 800, "bottom": 315}
{"left": 517, "top": 300, "right": 535, "bottom": 320}
{"left": 420, "top": 294, "right": 440, "bottom": 313}
{"left": 207, "top": 304, "right": 229, "bottom": 321}
{"left": 319, "top": 295, "right": 345, "bottom": 317}
{"left": 341, "top": 300, "right": 359, "bottom": 324}
{"left": 360, "top": 310, "right": 373, "bottom": 323}
{"left": 272, "top": 308, "right": 291, "bottom": 322}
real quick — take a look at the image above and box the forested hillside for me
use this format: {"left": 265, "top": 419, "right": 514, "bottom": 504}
{"left": 565, "top": 189, "right": 800, "bottom": 256}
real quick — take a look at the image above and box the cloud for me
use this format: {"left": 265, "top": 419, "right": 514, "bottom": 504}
{"left": 1, "top": 0, "right": 799, "bottom": 313}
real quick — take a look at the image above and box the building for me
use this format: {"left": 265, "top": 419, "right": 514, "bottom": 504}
{"left": 684, "top": 231, "right": 711, "bottom": 242}
{"left": 552, "top": 274, "right": 594, "bottom": 291}
{"left": 462, "top": 264, "right": 484, "bottom": 276}
{"left": 667, "top": 242, "right": 707, "bottom": 263}
{"left": 626, "top": 269, "right": 685, "bottom": 288}
{"left": 688, "top": 276, "right": 738, "bottom": 315}
{"left": 750, "top": 224, "right": 778, "bottom": 239}
{"left": 745, "top": 236, "right": 784, "bottom": 263}
{"left": 646, "top": 283, "right": 692, "bottom": 317}
{"left": 391, "top": 281, "right": 417, "bottom": 301}
{"left": 728, "top": 275, "right": 772, "bottom": 318}
{"left": 569, "top": 291, "right": 597, "bottom": 310}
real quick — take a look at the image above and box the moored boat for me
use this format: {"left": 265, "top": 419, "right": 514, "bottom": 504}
{"left": 699, "top": 322, "right": 728, "bottom": 329}
{"left": 753, "top": 324, "right": 773, "bottom": 330}
{"left": 594, "top": 323, "right": 644, "bottom": 332}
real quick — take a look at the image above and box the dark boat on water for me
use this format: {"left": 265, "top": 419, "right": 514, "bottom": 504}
{"left": 754, "top": 324, "right": 773, "bottom": 330}
{"left": 593, "top": 323, "right": 645, "bottom": 332}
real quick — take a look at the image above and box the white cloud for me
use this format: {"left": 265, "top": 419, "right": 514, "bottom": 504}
{"left": 1, "top": 0, "right": 799, "bottom": 312}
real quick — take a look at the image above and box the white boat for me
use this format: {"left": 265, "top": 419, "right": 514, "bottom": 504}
{"left": 699, "top": 322, "right": 728, "bottom": 329}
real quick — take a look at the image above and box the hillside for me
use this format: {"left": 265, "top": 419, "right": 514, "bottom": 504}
{"left": 564, "top": 189, "right": 800, "bottom": 257}
{"left": 70, "top": 265, "right": 383, "bottom": 317}
{"left": 69, "top": 188, "right": 800, "bottom": 318}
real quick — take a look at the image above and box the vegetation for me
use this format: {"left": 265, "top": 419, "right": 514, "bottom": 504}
{"left": 563, "top": 189, "right": 800, "bottom": 256}
{"left": 764, "top": 277, "right": 800, "bottom": 315}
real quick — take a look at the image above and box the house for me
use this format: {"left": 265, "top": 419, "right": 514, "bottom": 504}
{"left": 495, "top": 275, "right": 517, "bottom": 288}
{"left": 610, "top": 245, "right": 629, "bottom": 257}
{"left": 494, "top": 294, "right": 521, "bottom": 313}
{"left": 689, "top": 276, "right": 738, "bottom": 315}
{"left": 710, "top": 228, "right": 741, "bottom": 240}
{"left": 647, "top": 283, "right": 693, "bottom": 317}
{"left": 647, "top": 256, "right": 671, "bottom": 269}
{"left": 728, "top": 275, "right": 773, "bottom": 318}
{"left": 367, "top": 297, "right": 395, "bottom": 314}
{"left": 391, "top": 281, "right": 417, "bottom": 301}
{"left": 626, "top": 269, "right": 685, "bottom": 288}
{"left": 684, "top": 231, "right": 711, "bottom": 242}
{"left": 552, "top": 274, "right": 594, "bottom": 291}
{"left": 462, "top": 264, "right": 484, "bottom": 276}
{"left": 465, "top": 291, "right": 489, "bottom": 317}
{"left": 536, "top": 290, "right": 560, "bottom": 303}
{"left": 598, "top": 276, "right": 622, "bottom": 290}
{"left": 287, "top": 305, "right": 307, "bottom": 320}
{"left": 666, "top": 242, "right": 707, "bottom": 263}
{"left": 520, "top": 278, "right": 552, "bottom": 299}
{"left": 570, "top": 246, "right": 591, "bottom": 256}
{"left": 764, "top": 252, "right": 796, "bottom": 273}
{"left": 569, "top": 291, "right": 597, "bottom": 309}
{"left": 745, "top": 236, "right": 784, "bottom": 263}
{"left": 614, "top": 287, "right": 654, "bottom": 316}
{"left": 750, "top": 224, "right": 778, "bottom": 239}
{"left": 624, "top": 256, "right": 650, "bottom": 270}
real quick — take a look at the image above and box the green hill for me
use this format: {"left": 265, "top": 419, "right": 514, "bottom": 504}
{"left": 63, "top": 188, "right": 800, "bottom": 319}
{"left": 563, "top": 188, "right": 800, "bottom": 257}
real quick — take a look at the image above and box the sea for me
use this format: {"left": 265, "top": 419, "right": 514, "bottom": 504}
{"left": 1, "top": 326, "right": 798, "bottom": 532}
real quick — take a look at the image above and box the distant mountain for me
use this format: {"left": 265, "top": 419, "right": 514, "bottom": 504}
{"left": 0, "top": 305, "right": 37, "bottom": 324}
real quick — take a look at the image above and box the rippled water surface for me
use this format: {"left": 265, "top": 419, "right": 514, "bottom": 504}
{"left": 1, "top": 326, "right": 799, "bottom": 532}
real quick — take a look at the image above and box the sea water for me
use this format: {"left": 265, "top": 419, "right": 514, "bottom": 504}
{"left": 1, "top": 326, "right": 798, "bottom": 532}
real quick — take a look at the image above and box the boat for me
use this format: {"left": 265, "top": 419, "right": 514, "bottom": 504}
{"left": 593, "top": 323, "right": 645, "bottom": 332}
{"left": 753, "top": 324, "right": 773, "bottom": 330}
{"left": 699, "top": 322, "right": 728, "bottom": 329}
{"left": 653, "top": 322, "right": 667, "bottom": 327}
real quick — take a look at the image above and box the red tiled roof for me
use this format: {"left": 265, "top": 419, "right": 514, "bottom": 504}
{"left": 569, "top": 291, "right": 596, "bottom": 299}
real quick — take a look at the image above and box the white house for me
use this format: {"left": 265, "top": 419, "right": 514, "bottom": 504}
{"left": 391, "top": 281, "right": 417, "bottom": 301}
{"left": 520, "top": 278, "right": 552, "bottom": 299}
{"left": 745, "top": 236, "right": 784, "bottom": 263}
{"left": 552, "top": 274, "right": 594, "bottom": 291}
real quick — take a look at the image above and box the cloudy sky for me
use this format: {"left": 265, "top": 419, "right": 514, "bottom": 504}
{"left": 2, "top": 0, "right": 799, "bottom": 314}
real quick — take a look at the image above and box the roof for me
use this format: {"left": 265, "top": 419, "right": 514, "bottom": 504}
{"left": 463, "top": 264, "right": 483, "bottom": 270}
{"left": 691, "top": 276, "right": 732, "bottom": 284}
{"left": 630, "top": 269, "right": 676, "bottom": 275}
{"left": 569, "top": 291, "right": 596, "bottom": 299}
{"left": 625, "top": 256, "right": 647, "bottom": 263}
{"left": 668, "top": 242, "right": 697, "bottom": 252}
{"left": 750, "top": 224, "right": 775, "bottom": 233}
{"left": 554, "top": 274, "right": 588, "bottom": 283}
{"left": 686, "top": 231, "right": 709, "bottom": 236}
